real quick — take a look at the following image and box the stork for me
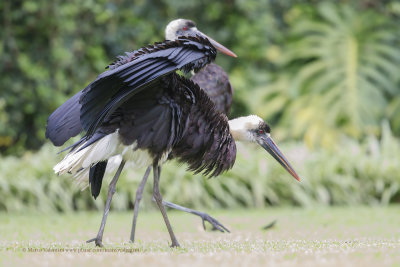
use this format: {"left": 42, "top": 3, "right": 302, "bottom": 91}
{"left": 128, "top": 65, "right": 234, "bottom": 243}
{"left": 129, "top": 19, "right": 235, "bottom": 241}
{"left": 47, "top": 19, "right": 237, "bottom": 244}
{"left": 50, "top": 36, "right": 300, "bottom": 248}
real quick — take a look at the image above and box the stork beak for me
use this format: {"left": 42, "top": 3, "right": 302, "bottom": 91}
{"left": 194, "top": 30, "right": 237, "bottom": 58}
{"left": 258, "top": 135, "right": 300, "bottom": 181}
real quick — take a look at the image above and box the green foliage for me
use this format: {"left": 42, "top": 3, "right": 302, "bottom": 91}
{"left": 1, "top": 124, "right": 399, "bottom": 212}
{"left": 0, "top": 0, "right": 245, "bottom": 154}
{"left": 247, "top": 2, "right": 400, "bottom": 148}
{"left": 0, "top": 0, "right": 161, "bottom": 154}
{"left": 2, "top": 0, "right": 400, "bottom": 153}
{"left": 1, "top": 0, "right": 400, "bottom": 211}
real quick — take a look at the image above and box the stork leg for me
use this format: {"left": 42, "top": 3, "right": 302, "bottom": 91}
{"left": 152, "top": 165, "right": 180, "bottom": 247}
{"left": 129, "top": 166, "right": 229, "bottom": 244}
{"left": 129, "top": 166, "right": 151, "bottom": 243}
{"left": 153, "top": 166, "right": 229, "bottom": 232}
{"left": 161, "top": 201, "right": 230, "bottom": 233}
{"left": 87, "top": 160, "right": 126, "bottom": 247}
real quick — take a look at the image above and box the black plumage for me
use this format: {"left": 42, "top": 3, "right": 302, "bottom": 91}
{"left": 89, "top": 160, "right": 107, "bottom": 199}
{"left": 80, "top": 36, "right": 216, "bottom": 137}
{"left": 191, "top": 63, "right": 233, "bottom": 115}
{"left": 46, "top": 34, "right": 233, "bottom": 197}
{"left": 51, "top": 36, "right": 240, "bottom": 247}
{"left": 45, "top": 36, "right": 216, "bottom": 147}
{"left": 77, "top": 73, "right": 236, "bottom": 177}
{"left": 45, "top": 90, "right": 82, "bottom": 146}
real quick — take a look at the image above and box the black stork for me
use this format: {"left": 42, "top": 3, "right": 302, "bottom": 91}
{"left": 51, "top": 36, "right": 300, "bottom": 248}
{"left": 47, "top": 19, "right": 237, "bottom": 244}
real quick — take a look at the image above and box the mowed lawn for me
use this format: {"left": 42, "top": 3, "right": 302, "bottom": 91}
{"left": 1, "top": 206, "right": 399, "bottom": 266}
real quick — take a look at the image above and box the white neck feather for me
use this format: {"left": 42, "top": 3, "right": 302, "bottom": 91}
{"left": 165, "top": 19, "right": 183, "bottom": 40}
{"left": 228, "top": 115, "right": 262, "bottom": 142}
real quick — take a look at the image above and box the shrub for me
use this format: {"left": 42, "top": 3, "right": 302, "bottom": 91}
{"left": 1, "top": 123, "right": 399, "bottom": 212}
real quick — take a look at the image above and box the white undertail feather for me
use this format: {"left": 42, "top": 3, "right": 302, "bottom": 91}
{"left": 73, "top": 168, "right": 90, "bottom": 190}
{"left": 54, "top": 132, "right": 155, "bottom": 189}
{"left": 72, "top": 155, "right": 125, "bottom": 190}
{"left": 54, "top": 133, "right": 120, "bottom": 175}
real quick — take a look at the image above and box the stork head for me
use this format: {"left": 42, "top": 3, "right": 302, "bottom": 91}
{"left": 165, "top": 19, "right": 237, "bottom": 58}
{"left": 229, "top": 115, "right": 300, "bottom": 181}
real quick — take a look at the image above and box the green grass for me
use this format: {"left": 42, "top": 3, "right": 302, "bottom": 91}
{"left": 1, "top": 206, "right": 400, "bottom": 266}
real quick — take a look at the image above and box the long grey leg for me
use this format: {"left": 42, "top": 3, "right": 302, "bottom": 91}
{"left": 129, "top": 166, "right": 151, "bottom": 243}
{"left": 129, "top": 166, "right": 229, "bottom": 245}
{"left": 152, "top": 165, "right": 180, "bottom": 247}
{"left": 161, "top": 200, "right": 230, "bottom": 233}
{"left": 87, "top": 160, "right": 126, "bottom": 247}
{"left": 154, "top": 167, "right": 229, "bottom": 233}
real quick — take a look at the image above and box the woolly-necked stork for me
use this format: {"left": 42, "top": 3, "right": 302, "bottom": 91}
{"left": 129, "top": 19, "right": 236, "bottom": 242}
{"left": 47, "top": 19, "right": 237, "bottom": 245}
{"left": 49, "top": 36, "right": 300, "bottom": 248}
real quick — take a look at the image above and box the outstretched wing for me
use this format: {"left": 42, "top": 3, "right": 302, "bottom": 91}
{"left": 45, "top": 36, "right": 217, "bottom": 145}
{"left": 45, "top": 90, "right": 83, "bottom": 146}
{"left": 80, "top": 36, "right": 217, "bottom": 137}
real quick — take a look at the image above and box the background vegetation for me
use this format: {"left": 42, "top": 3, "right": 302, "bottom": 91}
{"left": 1, "top": 0, "right": 400, "bottom": 211}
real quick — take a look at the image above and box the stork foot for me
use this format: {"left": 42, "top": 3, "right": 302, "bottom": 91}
{"left": 160, "top": 200, "right": 230, "bottom": 233}
{"left": 170, "top": 241, "right": 180, "bottom": 248}
{"left": 86, "top": 237, "right": 104, "bottom": 247}
{"left": 199, "top": 212, "right": 230, "bottom": 233}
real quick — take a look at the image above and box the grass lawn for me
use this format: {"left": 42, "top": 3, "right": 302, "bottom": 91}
{"left": 1, "top": 206, "right": 399, "bottom": 266}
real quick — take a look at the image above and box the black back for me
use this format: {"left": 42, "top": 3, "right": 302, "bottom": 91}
{"left": 191, "top": 63, "right": 233, "bottom": 115}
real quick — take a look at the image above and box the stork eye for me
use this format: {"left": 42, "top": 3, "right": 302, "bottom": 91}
{"left": 183, "top": 27, "right": 188, "bottom": 31}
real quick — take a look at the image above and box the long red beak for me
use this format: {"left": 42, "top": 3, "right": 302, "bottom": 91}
{"left": 259, "top": 135, "right": 301, "bottom": 181}
{"left": 195, "top": 30, "right": 237, "bottom": 58}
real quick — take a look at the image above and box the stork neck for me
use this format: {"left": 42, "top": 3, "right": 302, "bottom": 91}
{"left": 228, "top": 115, "right": 265, "bottom": 142}
{"left": 228, "top": 117, "right": 254, "bottom": 142}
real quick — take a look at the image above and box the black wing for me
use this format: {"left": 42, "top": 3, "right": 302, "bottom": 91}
{"left": 45, "top": 36, "right": 216, "bottom": 145}
{"left": 80, "top": 36, "right": 217, "bottom": 137}
{"left": 45, "top": 91, "right": 83, "bottom": 146}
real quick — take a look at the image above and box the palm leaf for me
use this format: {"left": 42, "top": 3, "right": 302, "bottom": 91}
{"left": 274, "top": 2, "right": 400, "bottom": 146}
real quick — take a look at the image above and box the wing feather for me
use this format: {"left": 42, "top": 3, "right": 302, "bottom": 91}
{"left": 45, "top": 91, "right": 83, "bottom": 146}
{"left": 46, "top": 36, "right": 216, "bottom": 145}
{"left": 80, "top": 36, "right": 216, "bottom": 136}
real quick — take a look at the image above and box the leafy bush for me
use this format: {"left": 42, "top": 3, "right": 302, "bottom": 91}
{"left": 1, "top": 123, "right": 399, "bottom": 212}
{"left": 1, "top": 0, "right": 400, "bottom": 212}
{"left": 246, "top": 2, "right": 400, "bottom": 148}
